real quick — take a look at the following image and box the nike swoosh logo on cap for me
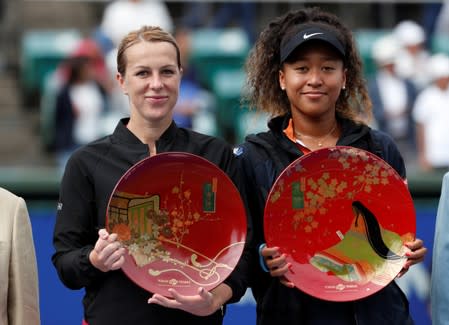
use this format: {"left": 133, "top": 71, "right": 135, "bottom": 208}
{"left": 303, "top": 32, "right": 324, "bottom": 39}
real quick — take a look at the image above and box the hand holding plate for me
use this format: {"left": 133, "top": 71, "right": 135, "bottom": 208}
{"left": 89, "top": 228, "right": 126, "bottom": 272}
{"left": 397, "top": 237, "right": 427, "bottom": 278}
{"left": 148, "top": 284, "right": 231, "bottom": 316}
{"left": 261, "top": 246, "right": 294, "bottom": 288}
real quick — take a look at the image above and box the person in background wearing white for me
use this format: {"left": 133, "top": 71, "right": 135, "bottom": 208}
{"left": 53, "top": 56, "right": 108, "bottom": 172}
{"left": 368, "top": 34, "right": 418, "bottom": 169}
{"left": 0, "top": 187, "right": 40, "bottom": 325}
{"left": 393, "top": 20, "right": 431, "bottom": 91}
{"left": 412, "top": 53, "right": 449, "bottom": 172}
{"left": 99, "top": 0, "right": 173, "bottom": 51}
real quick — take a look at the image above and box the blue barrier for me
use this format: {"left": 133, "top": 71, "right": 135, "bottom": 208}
{"left": 29, "top": 203, "right": 83, "bottom": 325}
{"left": 30, "top": 200, "right": 435, "bottom": 324}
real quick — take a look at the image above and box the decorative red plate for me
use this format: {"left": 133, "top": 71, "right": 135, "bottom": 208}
{"left": 264, "top": 146, "right": 415, "bottom": 302}
{"left": 106, "top": 152, "right": 246, "bottom": 296}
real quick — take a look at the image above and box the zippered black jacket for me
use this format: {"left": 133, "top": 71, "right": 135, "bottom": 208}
{"left": 52, "top": 119, "right": 249, "bottom": 325}
{"left": 234, "top": 115, "right": 413, "bottom": 325}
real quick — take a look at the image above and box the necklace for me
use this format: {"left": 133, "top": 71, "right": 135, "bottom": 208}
{"left": 294, "top": 122, "right": 337, "bottom": 147}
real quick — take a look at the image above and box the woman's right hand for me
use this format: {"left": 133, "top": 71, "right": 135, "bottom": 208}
{"left": 261, "top": 245, "right": 294, "bottom": 288}
{"left": 89, "top": 228, "right": 126, "bottom": 272}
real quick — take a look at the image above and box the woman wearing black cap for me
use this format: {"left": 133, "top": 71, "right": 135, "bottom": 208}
{"left": 234, "top": 7, "right": 426, "bottom": 324}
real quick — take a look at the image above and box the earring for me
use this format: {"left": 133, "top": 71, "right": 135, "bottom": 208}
{"left": 281, "top": 86, "right": 285, "bottom": 91}
{"left": 342, "top": 85, "right": 346, "bottom": 90}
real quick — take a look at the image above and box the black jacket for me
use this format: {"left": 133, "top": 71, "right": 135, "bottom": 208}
{"left": 234, "top": 115, "right": 413, "bottom": 325}
{"left": 52, "top": 119, "right": 248, "bottom": 325}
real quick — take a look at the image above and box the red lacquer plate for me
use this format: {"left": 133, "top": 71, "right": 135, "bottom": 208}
{"left": 264, "top": 146, "right": 415, "bottom": 302}
{"left": 106, "top": 152, "right": 246, "bottom": 296}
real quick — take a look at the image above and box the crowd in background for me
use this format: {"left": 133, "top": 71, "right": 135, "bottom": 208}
{"left": 6, "top": 0, "right": 449, "bottom": 174}
{"left": 368, "top": 19, "right": 449, "bottom": 173}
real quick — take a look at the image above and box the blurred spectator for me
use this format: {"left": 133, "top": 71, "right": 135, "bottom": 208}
{"left": 97, "top": 0, "right": 173, "bottom": 54}
{"left": 422, "top": 2, "right": 444, "bottom": 47}
{"left": 41, "top": 38, "right": 113, "bottom": 153}
{"left": 211, "top": 2, "right": 256, "bottom": 44}
{"left": 368, "top": 35, "right": 418, "bottom": 166}
{"left": 180, "top": 2, "right": 256, "bottom": 44}
{"left": 45, "top": 38, "right": 111, "bottom": 91}
{"left": 435, "top": 0, "right": 449, "bottom": 39}
{"left": 53, "top": 56, "right": 108, "bottom": 171}
{"left": 70, "top": 38, "right": 113, "bottom": 94}
{"left": 172, "top": 27, "right": 216, "bottom": 134}
{"left": 412, "top": 53, "right": 449, "bottom": 172}
{"left": 0, "top": 187, "right": 40, "bottom": 325}
{"left": 393, "top": 20, "right": 432, "bottom": 90}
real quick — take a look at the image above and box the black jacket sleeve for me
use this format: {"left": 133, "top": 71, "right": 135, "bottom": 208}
{"left": 52, "top": 151, "right": 104, "bottom": 289}
{"left": 371, "top": 129, "right": 407, "bottom": 179}
{"left": 233, "top": 142, "right": 274, "bottom": 301}
{"left": 218, "top": 145, "right": 252, "bottom": 303}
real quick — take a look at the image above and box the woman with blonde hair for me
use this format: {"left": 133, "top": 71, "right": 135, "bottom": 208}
{"left": 52, "top": 26, "right": 248, "bottom": 325}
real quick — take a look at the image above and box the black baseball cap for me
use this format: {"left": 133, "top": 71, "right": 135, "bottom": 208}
{"left": 280, "top": 26, "right": 346, "bottom": 63}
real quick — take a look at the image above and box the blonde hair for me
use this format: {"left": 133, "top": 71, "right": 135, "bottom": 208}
{"left": 117, "top": 26, "right": 181, "bottom": 75}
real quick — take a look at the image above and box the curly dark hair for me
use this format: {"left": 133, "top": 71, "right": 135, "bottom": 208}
{"left": 243, "top": 7, "right": 372, "bottom": 123}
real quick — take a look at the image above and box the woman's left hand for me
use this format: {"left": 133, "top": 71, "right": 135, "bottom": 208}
{"left": 148, "top": 284, "right": 231, "bottom": 316}
{"left": 397, "top": 237, "right": 427, "bottom": 278}
{"left": 261, "top": 246, "right": 294, "bottom": 288}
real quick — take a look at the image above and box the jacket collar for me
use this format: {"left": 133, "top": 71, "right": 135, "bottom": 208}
{"left": 267, "top": 114, "right": 371, "bottom": 144}
{"left": 111, "top": 118, "right": 179, "bottom": 146}
{"left": 246, "top": 114, "right": 372, "bottom": 155}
